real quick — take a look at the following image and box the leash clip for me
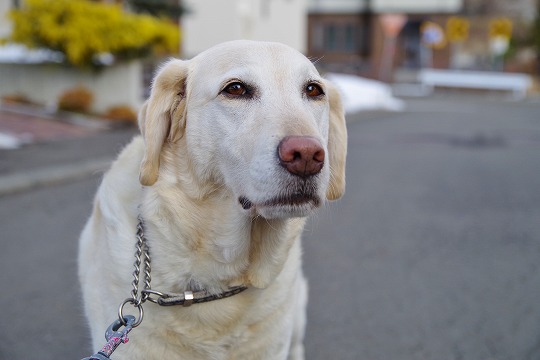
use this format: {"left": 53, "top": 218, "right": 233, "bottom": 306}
{"left": 81, "top": 315, "right": 136, "bottom": 360}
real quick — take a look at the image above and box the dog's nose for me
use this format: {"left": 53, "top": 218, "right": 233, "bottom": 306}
{"left": 278, "top": 136, "right": 325, "bottom": 177}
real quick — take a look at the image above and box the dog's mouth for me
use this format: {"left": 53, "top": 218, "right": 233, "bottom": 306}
{"left": 238, "top": 176, "right": 324, "bottom": 218}
{"left": 239, "top": 193, "right": 320, "bottom": 211}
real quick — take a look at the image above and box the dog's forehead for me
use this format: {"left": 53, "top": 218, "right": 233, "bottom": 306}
{"left": 192, "top": 40, "right": 319, "bottom": 80}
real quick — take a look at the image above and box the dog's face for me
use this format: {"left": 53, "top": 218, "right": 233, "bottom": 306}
{"left": 139, "top": 40, "right": 347, "bottom": 219}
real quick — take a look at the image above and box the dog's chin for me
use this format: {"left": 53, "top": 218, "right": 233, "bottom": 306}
{"left": 239, "top": 195, "right": 321, "bottom": 219}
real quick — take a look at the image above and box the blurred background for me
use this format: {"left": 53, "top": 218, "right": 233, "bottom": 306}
{"left": 0, "top": 0, "right": 540, "bottom": 359}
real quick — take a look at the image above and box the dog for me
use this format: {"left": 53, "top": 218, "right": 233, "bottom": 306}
{"left": 79, "top": 40, "right": 347, "bottom": 359}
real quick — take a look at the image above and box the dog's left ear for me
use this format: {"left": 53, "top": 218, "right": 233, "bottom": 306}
{"left": 139, "top": 59, "right": 189, "bottom": 186}
{"left": 325, "top": 81, "right": 347, "bottom": 200}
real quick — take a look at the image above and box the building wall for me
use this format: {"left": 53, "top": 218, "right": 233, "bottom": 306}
{"left": 0, "top": 61, "right": 144, "bottom": 112}
{"left": 182, "top": 0, "right": 307, "bottom": 58}
{"left": 371, "top": 0, "right": 462, "bottom": 13}
{"left": 308, "top": 0, "right": 463, "bottom": 13}
{"left": 308, "top": 13, "right": 372, "bottom": 74}
{"left": 308, "top": 0, "right": 367, "bottom": 13}
{"left": 464, "top": 0, "right": 537, "bottom": 20}
{"left": 0, "top": 0, "right": 12, "bottom": 38}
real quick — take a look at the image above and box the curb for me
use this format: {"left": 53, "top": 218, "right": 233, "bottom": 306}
{"left": 0, "top": 102, "right": 133, "bottom": 130}
{"left": 0, "top": 157, "right": 113, "bottom": 196}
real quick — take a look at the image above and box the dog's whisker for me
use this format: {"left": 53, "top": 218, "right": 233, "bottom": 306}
{"left": 309, "top": 55, "right": 324, "bottom": 65}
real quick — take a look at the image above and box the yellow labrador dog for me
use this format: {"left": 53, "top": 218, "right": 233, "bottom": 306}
{"left": 79, "top": 40, "right": 347, "bottom": 359}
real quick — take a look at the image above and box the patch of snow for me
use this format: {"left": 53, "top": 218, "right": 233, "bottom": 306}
{"left": 0, "top": 43, "right": 64, "bottom": 64}
{"left": 325, "top": 73, "right": 405, "bottom": 113}
{"left": 0, "top": 132, "right": 23, "bottom": 149}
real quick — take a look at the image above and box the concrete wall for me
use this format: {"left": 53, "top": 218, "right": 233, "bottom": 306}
{"left": 308, "top": 0, "right": 367, "bottom": 13}
{"left": 372, "top": 0, "right": 462, "bottom": 13}
{"left": 182, "top": 0, "right": 307, "bottom": 58}
{"left": 308, "top": 0, "right": 463, "bottom": 14}
{"left": 0, "top": 0, "right": 12, "bottom": 38}
{"left": 0, "top": 61, "right": 144, "bottom": 113}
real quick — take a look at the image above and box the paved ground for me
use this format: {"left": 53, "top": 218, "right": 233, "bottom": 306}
{"left": 0, "top": 108, "right": 137, "bottom": 359}
{"left": 304, "top": 95, "right": 540, "bottom": 360}
{"left": 0, "top": 105, "right": 137, "bottom": 194}
{"left": 0, "top": 95, "right": 539, "bottom": 359}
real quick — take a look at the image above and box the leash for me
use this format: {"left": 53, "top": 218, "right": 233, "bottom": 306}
{"left": 82, "top": 218, "right": 248, "bottom": 359}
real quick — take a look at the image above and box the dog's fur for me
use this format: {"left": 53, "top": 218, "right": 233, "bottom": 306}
{"left": 79, "top": 40, "right": 347, "bottom": 359}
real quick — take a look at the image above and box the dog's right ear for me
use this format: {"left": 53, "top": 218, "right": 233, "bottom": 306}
{"left": 324, "top": 81, "right": 347, "bottom": 201}
{"left": 139, "top": 59, "right": 189, "bottom": 186}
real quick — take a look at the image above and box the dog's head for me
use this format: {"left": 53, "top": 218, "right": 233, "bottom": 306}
{"left": 139, "top": 40, "right": 347, "bottom": 219}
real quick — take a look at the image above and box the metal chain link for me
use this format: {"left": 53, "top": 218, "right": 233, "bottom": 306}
{"left": 117, "top": 219, "right": 151, "bottom": 327}
{"left": 131, "top": 219, "right": 151, "bottom": 306}
{"left": 118, "top": 217, "right": 249, "bottom": 327}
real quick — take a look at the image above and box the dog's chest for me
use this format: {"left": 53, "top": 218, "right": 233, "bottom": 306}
{"left": 116, "top": 293, "right": 291, "bottom": 359}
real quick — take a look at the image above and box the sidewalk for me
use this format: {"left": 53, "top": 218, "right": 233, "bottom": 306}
{"left": 0, "top": 105, "right": 138, "bottom": 196}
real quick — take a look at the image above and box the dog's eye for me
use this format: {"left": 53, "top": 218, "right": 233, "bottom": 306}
{"left": 305, "top": 83, "right": 324, "bottom": 98}
{"left": 223, "top": 82, "right": 248, "bottom": 97}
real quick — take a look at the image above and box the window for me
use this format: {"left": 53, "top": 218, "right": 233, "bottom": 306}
{"left": 344, "top": 24, "right": 358, "bottom": 51}
{"left": 324, "top": 25, "right": 338, "bottom": 51}
{"left": 313, "top": 22, "right": 364, "bottom": 54}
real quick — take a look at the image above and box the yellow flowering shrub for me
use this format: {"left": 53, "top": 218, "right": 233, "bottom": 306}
{"left": 6, "top": 0, "right": 180, "bottom": 68}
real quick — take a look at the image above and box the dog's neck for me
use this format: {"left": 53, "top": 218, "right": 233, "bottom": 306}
{"left": 139, "top": 173, "right": 306, "bottom": 295}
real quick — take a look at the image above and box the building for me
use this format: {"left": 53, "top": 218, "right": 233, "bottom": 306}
{"left": 307, "top": 0, "right": 463, "bottom": 79}
{"left": 0, "top": 0, "right": 14, "bottom": 39}
{"left": 463, "top": 0, "right": 537, "bottom": 20}
{"left": 181, "top": 0, "right": 307, "bottom": 58}
{"left": 458, "top": 0, "right": 539, "bottom": 73}
{"left": 307, "top": 0, "right": 539, "bottom": 79}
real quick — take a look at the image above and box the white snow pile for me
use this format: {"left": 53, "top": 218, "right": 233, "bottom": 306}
{"left": 0, "top": 43, "right": 64, "bottom": 64}
{"left": 0, "top": 132, "right": 24, "bottom": 150}
{"left": 325, "top": 73, "right": 405, "bottom": 113}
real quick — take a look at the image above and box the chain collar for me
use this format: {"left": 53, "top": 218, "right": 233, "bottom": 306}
{"left": 83, "top": 218, "right": 249, "bottom": 359}
{"left": 123, "top": 217, "right": 248, "bottom": 323}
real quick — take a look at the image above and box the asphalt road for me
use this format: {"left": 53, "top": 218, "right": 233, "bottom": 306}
{"left": 1, "top": 95, "right": 540, "bottom": 359}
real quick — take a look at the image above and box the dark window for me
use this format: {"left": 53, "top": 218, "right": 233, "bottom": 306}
{"left": 324, "top": 25, "right": 338, "bottom": 51}
{"left": 312, "top": 21, "right": 364, "bottom": 54}
{"left": 401, "top": 21, "right": 422, "bottom": 69}
{"left": 344, "top": 24, "right": 357, "bottom": 51}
